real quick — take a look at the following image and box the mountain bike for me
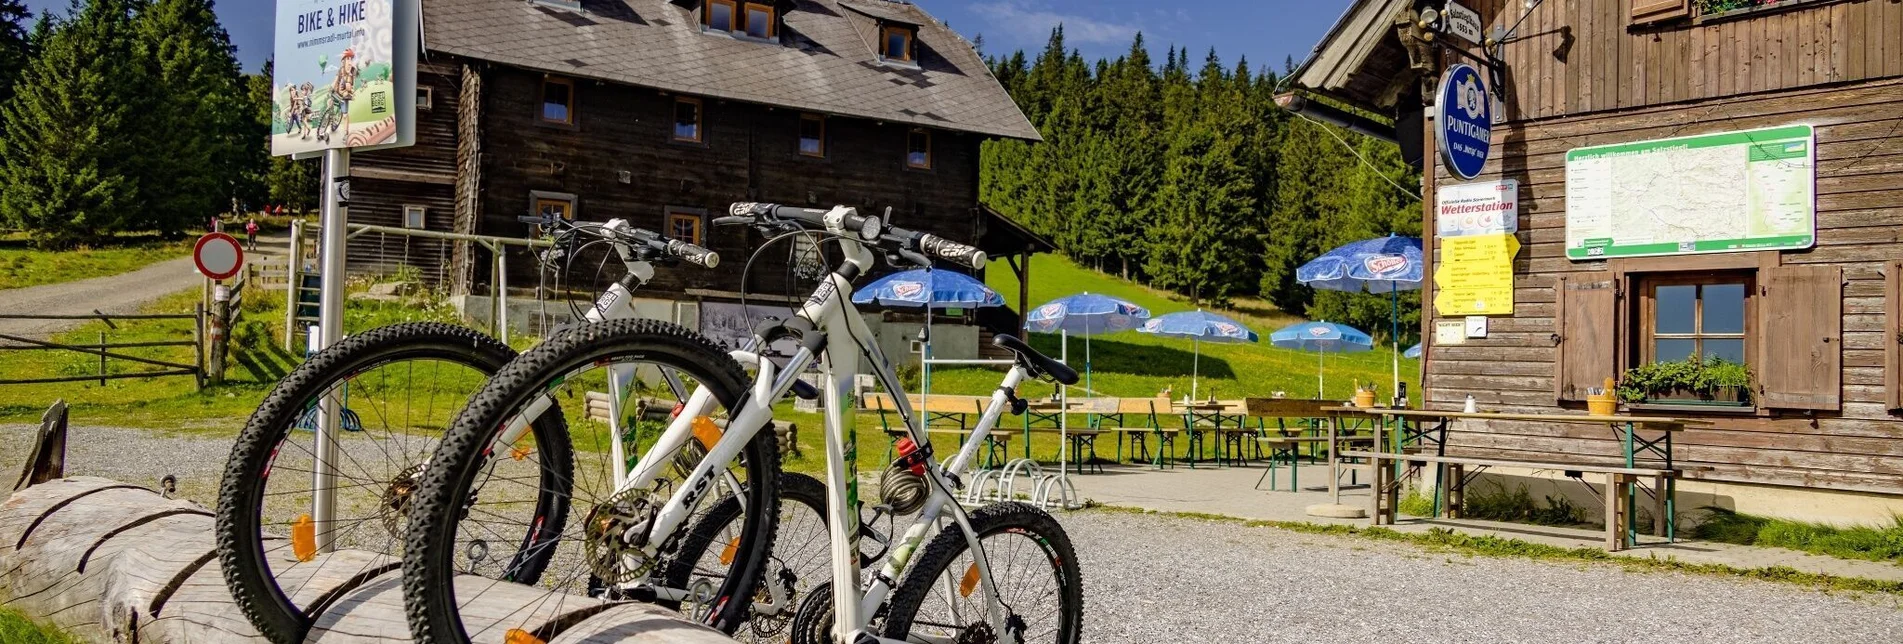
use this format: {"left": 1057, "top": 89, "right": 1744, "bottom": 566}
{"left": 402, "top": 203, "right": 1084, "bottom": 644}
{"left": 214, "top": 216, "right": 766, "bottom": 644}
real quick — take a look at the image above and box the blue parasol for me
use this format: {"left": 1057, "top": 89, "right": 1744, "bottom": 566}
{"left": 1270, "top": 321, "right": 1375, "bottom": 399}
{"left": 1025, "top": 293, "right": 1151, "bottom": 392}
{"left": 852, "top": 269, "right": 1003, "bottom": 308}
{"left": 1298, "top": 234, "right": 1424, "bottom": 398}
{"left": 1137, "top": 310, "right": 1258, "bottom": 400}
{"left": 1404, "top": 343, "right": 1422, "bottom": 359}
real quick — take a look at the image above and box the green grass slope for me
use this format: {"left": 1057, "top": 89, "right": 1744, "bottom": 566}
{"left": 901, "top": 254, "right": 1420, "bottom": 403}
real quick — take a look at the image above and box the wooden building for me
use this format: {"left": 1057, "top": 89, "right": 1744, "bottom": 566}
{"left": 345, "top": 0, "right": 1038, "bottom": 305}
{"left": 1294, "top": 0, "right": 1903, "bottom": 513}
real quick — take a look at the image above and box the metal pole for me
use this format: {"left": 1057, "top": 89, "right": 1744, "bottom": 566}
{"left": 1391, "top": 288, "right": 1401, "bottom": 401}
{"left": 497, "top": 248, "right": 509, "bottom": 345}
{"left": 313, "top": 148, "right": 350, "bottom": 553}
{"left": 284, "top": 220, "right": 301, "bottom": 352}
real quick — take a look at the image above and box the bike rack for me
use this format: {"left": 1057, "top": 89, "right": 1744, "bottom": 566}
{"left": 958, "top": 458, "right": 1081, "bottom": 511}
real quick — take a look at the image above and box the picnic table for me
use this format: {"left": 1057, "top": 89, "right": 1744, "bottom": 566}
{"left": 1338, "top": 409, "right": 1712, "bottom": 551}
{"left": 1175, "top": 401, "right": 1245, "bottom": 466}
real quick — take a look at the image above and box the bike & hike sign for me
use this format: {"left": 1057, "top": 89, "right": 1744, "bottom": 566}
{"left": 271, "top": 0, "right": 418, "bottom": 157}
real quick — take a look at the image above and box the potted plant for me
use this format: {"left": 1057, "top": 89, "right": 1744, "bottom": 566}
{"left": 1615, "top": 356, "right": 1753, "bottom": 407}
{"left": 1353, "top": 382, "right": 1377, "bottom": 408}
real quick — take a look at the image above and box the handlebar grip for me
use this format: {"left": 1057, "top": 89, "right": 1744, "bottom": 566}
{"left": 727, "top": 202, "right": 881, "bottom": 241}
{"left": 662, "top": 239, "right": 720, "bottom": 269}
{"left": 918, "top": 234, "right": 987, "bottom": 270}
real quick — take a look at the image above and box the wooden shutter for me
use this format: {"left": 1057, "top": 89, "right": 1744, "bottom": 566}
{"left": 1555, "top": 272, "right": 1619, "bottom": 402}
{"left": 1759, "top": 265, "right": 1842, "bottom": 410}
{"left": 1884, "top": 261, "right": 1903, "bottom": 410}
{"left": 1631, "top": 0, "right": 1691, "bottom": 25}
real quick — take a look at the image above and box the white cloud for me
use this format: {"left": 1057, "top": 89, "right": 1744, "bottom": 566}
{"left": 971, "top": 1, "right": 1142, "bottom": 47}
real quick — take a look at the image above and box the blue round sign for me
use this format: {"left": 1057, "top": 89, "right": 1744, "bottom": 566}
{"left": 1436, "top": 63, "right": 1492, "bottom": 180}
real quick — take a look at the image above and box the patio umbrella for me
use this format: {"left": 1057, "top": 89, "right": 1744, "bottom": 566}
{"left": 1297, "top": 235, "right": 1424, "bottom": 397}
{"left": 1137, "top": 310, "right": 1259, "bottom": 401}
{"left": 1270, "top": 321, "right": 1375, "bottom": 399}
{"left": 1024, "top": 292, "right": 1151, "bottom": 392}
{"left": 853, "top": 268, "right": 1003, "bottom": 420}
{"left": 1404, "top": 343, "right": 1422, "bottom": 359}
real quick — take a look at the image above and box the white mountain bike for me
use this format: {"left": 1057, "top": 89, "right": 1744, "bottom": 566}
{"left": 401, "top": 203, "right": 1083, "bottom": 644}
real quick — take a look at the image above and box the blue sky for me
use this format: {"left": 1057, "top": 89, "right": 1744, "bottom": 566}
{"left": 19, "top": 0, "right": 1353, "bottom": 75}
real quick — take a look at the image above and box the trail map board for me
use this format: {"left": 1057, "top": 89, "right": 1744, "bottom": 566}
{"left": 1564, "top": 125, "right": 1815, "bottom": 260}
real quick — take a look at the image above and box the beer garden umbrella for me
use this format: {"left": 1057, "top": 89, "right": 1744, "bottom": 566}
{"left": 1024, "top": 292, "right": 1151, "bottom": 392}
{"left": 852, "top": 268, "right": 1003, "bottom": 413}
{"left": 1296, "top": 234, "right": 1424, "bottom": 397}
{"left": 1270, "top": 321, "right": 1375, "bottom": 399}
{"left": 1136, "top": 310, "right": 1259, "bottom": 401}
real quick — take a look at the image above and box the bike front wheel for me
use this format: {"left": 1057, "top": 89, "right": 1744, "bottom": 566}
{"left": 881, "top": 502, "right": 1084, "bottom": 644}
{"left": 401, "top": 319, "right": 781, "bottom": 643}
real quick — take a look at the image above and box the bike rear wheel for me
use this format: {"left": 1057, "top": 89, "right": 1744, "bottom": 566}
{"left": 881, "top": 502, "right": 1084, "bottom": 644}
{"left": 402, "top": 319, "right": 781, "bottom": 643}
{"left": 215, "top": 322, "right": 562, "bottom": 644}
{"left": 667, "top": 472, "right": 831, "bottom": 643}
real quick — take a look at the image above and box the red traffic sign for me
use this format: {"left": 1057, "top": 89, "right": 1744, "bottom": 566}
{"left": 194, "top": 232, "right": 245, "bottom": 280}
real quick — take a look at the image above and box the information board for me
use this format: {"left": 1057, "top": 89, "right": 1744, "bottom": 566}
{"left": 1433, "top": 233, "right": 1519, "bottom": 316}
{"left": 1564, "top": 125, "right": 1815, "bottom": 260}
{"left": 271, "top": 0, "right": 417, "bottom": 157}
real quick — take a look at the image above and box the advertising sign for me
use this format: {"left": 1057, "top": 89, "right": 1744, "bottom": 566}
{"left": 1565, "top": 124, "right": 1815, "bottom": 260}
{"left": 1435, "top": 63, "right": 1492, "bottom": 180}
{"left": 271, "top": 0, "right": 417, "bottom": 157}
{"left": 1436, "top": 179, "right": 1519, "bottom": 237}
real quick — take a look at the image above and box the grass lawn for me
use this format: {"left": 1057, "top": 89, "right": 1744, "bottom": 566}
{"left": 0, "top": 282, "right": 467, "bottom": 427}
{"left": 0, "top": 607, "right": 75, "bottom": 644}
{"left": 0, "top": 232, "right": 192, "bottom": 290}
{"left": 1694, "top": 508, "right": 1903, "bottom": 564}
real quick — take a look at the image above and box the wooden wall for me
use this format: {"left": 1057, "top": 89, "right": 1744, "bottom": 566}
{"left": 1474, "top": 0, "right": 1903, "bottom": 121}
{"left": 469, "top": 65, "right": 985, "bottom": 297}
{"left": 347, "top": 62, "right": 464, "bottom": 281}
{"left": 1422, "top": 76, "right": 1903, "bottom": 495}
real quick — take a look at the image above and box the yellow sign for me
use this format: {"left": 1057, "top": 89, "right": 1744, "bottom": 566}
{"left": 1434, "top": 233, "right": 1519, "bottom": 315}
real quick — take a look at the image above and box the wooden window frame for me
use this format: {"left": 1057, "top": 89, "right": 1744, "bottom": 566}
{"left": 403, "top": 205, "right": 427, "bottom": 229}
{"left": 741, "top": 2, "right": 776, "bottom": 39}
{"left": 540, "top": 76, "right": 576, "bottom": 126}
{"left": 417, "top": 86, "right": 434, "bottom": 112}
{"left": 704, "top": 0, "right": 737, "bottom": 32}
{"left": 799, "top": 113, "right": 826, "bottom": 158}
{"left": 905, "top": 128, "right": 931, "bottom": 170}
{"left": 673, "top": 96, "right": 704, "bottom": 144}
{"left": 1634, "top": 273, "right": 1756, "bottom": 367}
{"left": 531, "top": 191, "right": 577, "bottom": 223}
{"left": 667, "top": 209, "right": 705, "bottom": 245}
{"left": 880, "top": 24, "right": 915, "bottom": 62}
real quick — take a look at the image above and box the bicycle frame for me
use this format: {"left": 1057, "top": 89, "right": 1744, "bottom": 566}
{"left": 606, "top": 230, "right": 1031, "bottom": 643}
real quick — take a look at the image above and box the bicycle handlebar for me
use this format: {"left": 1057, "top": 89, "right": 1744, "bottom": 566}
{"left": 521, "top": 215, "right": 719, "bottom": 269}
{"left": 726, "top": 203, "right": 984, "bottom": 269}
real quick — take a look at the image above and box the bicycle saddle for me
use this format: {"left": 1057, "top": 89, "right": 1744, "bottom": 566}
{"left": 991, "top": 334, "right": 1080, "bottom": 385}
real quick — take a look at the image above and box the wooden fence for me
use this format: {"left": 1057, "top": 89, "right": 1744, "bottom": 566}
{"left": 0, "top": 275, "right": 249, "bottom": 388}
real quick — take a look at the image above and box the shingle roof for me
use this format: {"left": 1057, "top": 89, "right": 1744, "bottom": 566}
{"left": 421, "top": 0, "right": 1041, "bottom": 140}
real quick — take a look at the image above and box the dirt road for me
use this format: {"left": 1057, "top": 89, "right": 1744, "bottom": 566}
{"left": 0, "top": 232, "right": 288, "bottom": 339}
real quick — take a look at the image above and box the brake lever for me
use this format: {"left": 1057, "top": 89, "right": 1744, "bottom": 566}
{"left": 886, "top": 248, "right": 931, "bottom": 269}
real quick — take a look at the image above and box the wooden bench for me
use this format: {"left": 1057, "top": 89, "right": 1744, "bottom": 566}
{"left": 1339, "top": 450, "right": 1710, "bottom": 551}
{"left": 1090, "top": 396, "right": 1180, "bottom": 468}
{"left": 1253, "top": 435, "right": 1376, "bottom": 492}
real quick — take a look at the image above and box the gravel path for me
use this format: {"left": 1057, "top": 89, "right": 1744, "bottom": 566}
{"left": 0, "top": 231, "right": 289, "bottom": 339}
{"left": 8, "top": 425, "right": 1900, "bottom": 643}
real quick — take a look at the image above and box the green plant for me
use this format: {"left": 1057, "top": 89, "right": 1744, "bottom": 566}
{"left": 1397, "top": 490, "right": 1436, "bottom": 517}
{"left": 1530, "top": 494, "right": 1584, "bottom": 526}
{"left": 1615, "top": 355, "right": 1753, "bottom": 404}
{"left": 1693, "top": 507, "right": 1903, "bottom": 563}
{"left": 0, "top": 607, "right": 77, "bottom": 644}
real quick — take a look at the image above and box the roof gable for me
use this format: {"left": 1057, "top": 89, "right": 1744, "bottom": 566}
{"left": 421, "top": 0, "right": 1040, "bottom": 140}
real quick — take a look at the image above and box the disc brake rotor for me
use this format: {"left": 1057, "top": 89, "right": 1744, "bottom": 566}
{"left": 582, "top": 487, "right": 659, "bottom": 584}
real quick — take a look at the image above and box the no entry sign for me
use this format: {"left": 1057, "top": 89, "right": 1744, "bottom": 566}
{"left": 194, "top": 232, "right": 245, "bottom": 280}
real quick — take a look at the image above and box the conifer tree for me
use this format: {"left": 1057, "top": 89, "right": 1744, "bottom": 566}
{"left": 0, "top": 0, "right": 152, "bottom": 247}
{"left": 0, "top": 0, "right": 29, "bottom": 102}
{"left": 136, "top": 0, "right": 247, "bottom": 229}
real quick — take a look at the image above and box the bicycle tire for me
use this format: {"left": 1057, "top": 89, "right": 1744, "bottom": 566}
{"left": 402, "top": 318, "right": 781, "bottom": 643}
{"left": 215, "top": 321, "right": 558, "bottom": 644}
{"left": 880, "top": 502, "right": 1084, "bottom": 644}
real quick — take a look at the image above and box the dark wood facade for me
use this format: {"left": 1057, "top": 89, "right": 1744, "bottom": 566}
{"left": 350, "top": 55, "right": 986, "bottom": 297}
{"left": 1302, "top": 0, "right": 1903, "bottom": 495}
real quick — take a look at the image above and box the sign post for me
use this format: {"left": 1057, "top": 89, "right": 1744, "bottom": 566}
{"left": 273, "top": 0, "right": 417, "bottom": 553}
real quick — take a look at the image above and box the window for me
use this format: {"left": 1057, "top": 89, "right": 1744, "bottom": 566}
{"left": 799, "top": 113, "right": 825, "bottom": 157}
{"left": 668, "top": 210, "right": 703, "bottom": 245}
{"left": 743, "top": 2, "right": 775, "bottom": 38}
{"left": 880, "top": 25, "right": 914, "bottom": 62}
{"left": 541, "top": 77, "right": 574, "bottom": 125}
{"left": 705, "top": 0, "right": 735, "bottom": 31}
{"left": 905, "top": 128, "right": 931, "bottom": 169}
{"left": 1638, "top": 275, "right": 1751, "bottom": 365}
{"left": 403, "top": 205, "right": 426, "bottom": 229}
{"left": 532, "top": 191, "right": 576, "bottom": 222}
{"left": 673, "top": 97, "right": 703, "bottom": 143}
{"left": 417, "top": 86, "right": 434, "bottom": 112}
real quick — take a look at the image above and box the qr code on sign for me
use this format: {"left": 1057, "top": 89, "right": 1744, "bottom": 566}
{"left": 370, "top": 91, "right": 388, "bottom": 114}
